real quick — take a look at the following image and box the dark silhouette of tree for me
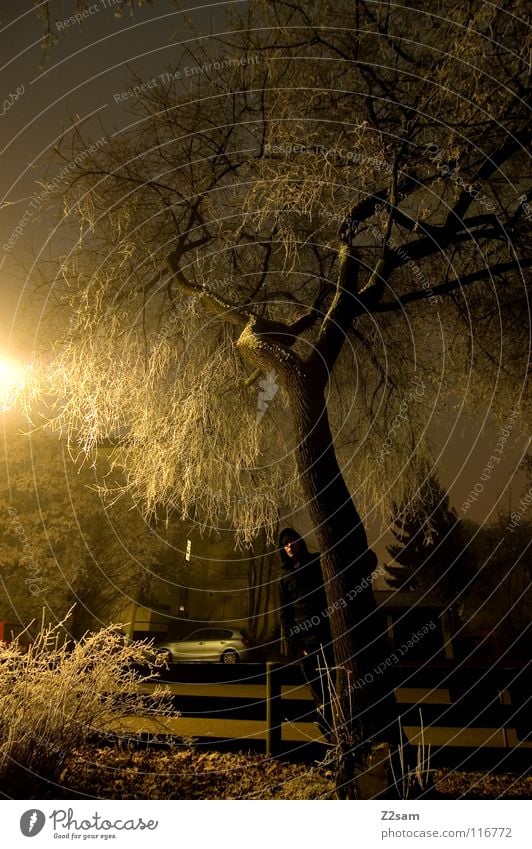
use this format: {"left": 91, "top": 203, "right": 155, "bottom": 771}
{"left": 384, "top": 477, "right": 475, "bottom": 614}
{"left": 247, "top": 527, "right": 279, "bottom": 645}
{"left": 464, "top": 513, "right": 531, "bottom": 660}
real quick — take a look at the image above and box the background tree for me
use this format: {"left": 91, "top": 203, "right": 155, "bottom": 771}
{"left": 384, "top": 476, "right": 475, "bottom": 617}
{"left": 247, "top": 526, "right": 280, "bottom": 645}
{"left": 25, "top": 0, "right": 531, "bottom": 795}
{"left": 0, "top": 426, "right": 182, "bottom": 637}
{"left": 463, "top": 513, "right": 531, "bottom": 660}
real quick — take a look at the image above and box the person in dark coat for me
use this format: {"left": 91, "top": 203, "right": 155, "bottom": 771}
{"left": 278, "top": 527, "right": 335, "bottom": 732}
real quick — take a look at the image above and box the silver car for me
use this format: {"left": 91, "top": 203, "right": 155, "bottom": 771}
{"left": 155, "top": 627, "right": 249, "bottom": 664}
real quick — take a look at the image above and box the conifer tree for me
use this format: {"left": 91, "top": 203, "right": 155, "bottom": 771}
{"left": 385, "top": 477, "right": 473, "bottom": 611}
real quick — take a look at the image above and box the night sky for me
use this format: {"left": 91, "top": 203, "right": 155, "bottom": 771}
{"left": 1, "top": 0, "right": 214, "bottom": 352}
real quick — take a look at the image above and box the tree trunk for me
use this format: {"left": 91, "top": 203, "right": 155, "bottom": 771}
{"left": 287, "top": 371, "right": 395, "bottom": 798}
{"left": 237, "top": 322, "right": 396, "bottom": 797}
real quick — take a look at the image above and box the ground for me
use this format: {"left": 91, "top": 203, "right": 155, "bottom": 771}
{"left": 48, "top": 746, "right": 532, "bottom": 800}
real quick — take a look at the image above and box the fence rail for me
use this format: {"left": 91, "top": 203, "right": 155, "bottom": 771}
{"left": 125, "top": 659, "right": 531, "bottom": 768}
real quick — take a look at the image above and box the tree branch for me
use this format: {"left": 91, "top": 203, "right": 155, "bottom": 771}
{"left": 444, "top": 129, "right": 530, "bottom": 227}
{"left": 340, "top": 171, "right": 423, "bottom": 239}
{"left": 310, "top": 244, "right": 360, "bottom": 380}
{"left": 391, "top": 212, "right": 510, "bottom": 269}
{"left": 287, "top": 283, "right": 332, "bottom": 336}
{"left": 370, "top": 259, "right": 532, "bottom": 313}
{"left": 167, "top": 251, "right": 250, "bottom": 328}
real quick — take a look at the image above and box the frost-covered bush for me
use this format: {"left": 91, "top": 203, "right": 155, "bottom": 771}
{"left": 0, "top": 618, "right": 173, "bottom": 796}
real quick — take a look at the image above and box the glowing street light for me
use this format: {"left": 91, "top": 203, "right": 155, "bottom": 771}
{"left": 0, "top": 357, "right": 29, "bottom": 412}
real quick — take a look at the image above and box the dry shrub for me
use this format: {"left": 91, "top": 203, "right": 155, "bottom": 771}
{"left": 0, "top": 616, "right": 174, "bottom": 796}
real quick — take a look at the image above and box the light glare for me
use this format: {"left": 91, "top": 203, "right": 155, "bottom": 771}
{"left": 0, "top": 358, "right": 28, "bottom": 412}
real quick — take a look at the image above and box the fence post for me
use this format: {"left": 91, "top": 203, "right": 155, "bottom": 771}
{"left": 499, "top": 688, "right": 511, "bottom": 748}
{"left": 266, "top": 661, "right": 282, "bottom": 756}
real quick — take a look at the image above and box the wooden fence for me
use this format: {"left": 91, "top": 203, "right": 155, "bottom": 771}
{"left": 125, "top": 658, "right": 531, "bottom": 770}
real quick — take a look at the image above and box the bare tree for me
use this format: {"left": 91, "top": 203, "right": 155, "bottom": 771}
{"left": 27, "top": 0, "right": 530, "bottom": 796}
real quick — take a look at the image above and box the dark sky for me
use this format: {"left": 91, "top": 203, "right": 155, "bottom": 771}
{"left": 0, "top": 0, "right": 529, "bottom": 538}
{"left": 1, "top": 0, "right": 216, "bottom": 354}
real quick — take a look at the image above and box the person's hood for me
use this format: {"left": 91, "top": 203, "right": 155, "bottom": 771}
{"left": 278, "top": 527, "right": 310, "bottom": 570}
